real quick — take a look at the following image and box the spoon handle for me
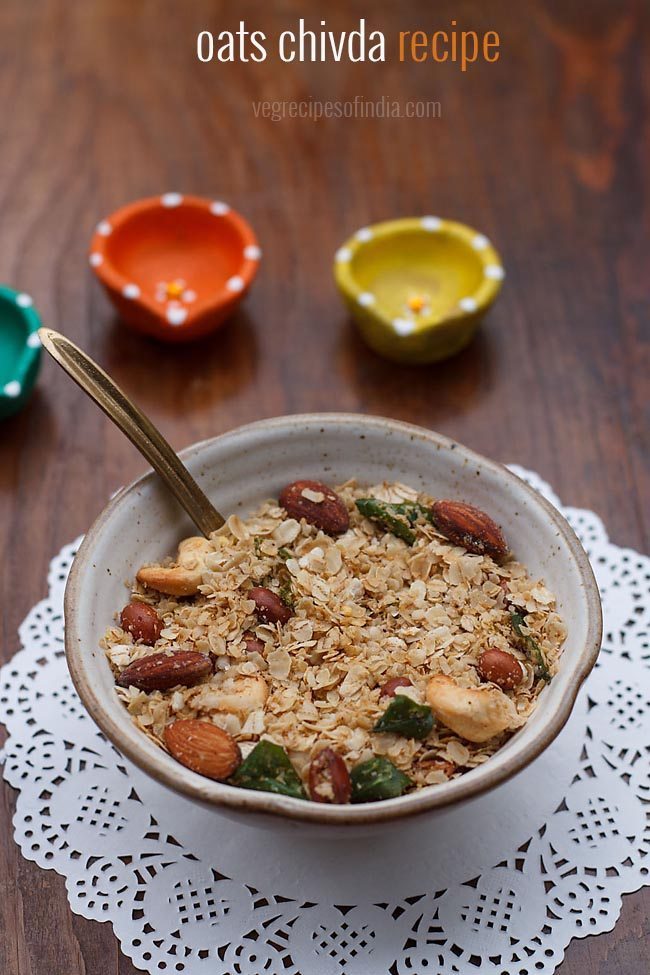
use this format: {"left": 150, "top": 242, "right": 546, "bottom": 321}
{"left": 38, "top": 328, "right": 225, "bottom": 537}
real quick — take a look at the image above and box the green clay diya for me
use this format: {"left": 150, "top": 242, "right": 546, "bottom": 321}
{"left": 0, "top": 285, "right": 42, "bottom": 419}
{"left": 334, "top": 217, "right": 504, "bottom": 364}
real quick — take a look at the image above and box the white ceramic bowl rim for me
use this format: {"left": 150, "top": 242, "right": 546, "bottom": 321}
{"left": 65, "top": 414, "right": 602, "bottom": 825}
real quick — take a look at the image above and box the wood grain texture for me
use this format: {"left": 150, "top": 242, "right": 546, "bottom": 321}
{"left": 0, "top": 1, "right": 648, "bottom": 972}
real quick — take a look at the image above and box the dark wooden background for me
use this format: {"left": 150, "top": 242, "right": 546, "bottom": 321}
{"left": 1, "top": 0, "right": 648, "bottom": 972}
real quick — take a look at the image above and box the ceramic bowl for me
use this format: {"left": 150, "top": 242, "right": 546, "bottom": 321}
{"left": 0, "top": 286, "right": 42, "bottom": 420}
{"left": 65, "top": 415, "right": 601, "bottom": 829}
{"left": 89, "top": 194, "right": 261, "bottom": 343}
{"left": 334, "top": 218, "right": 504, "bottom": 364}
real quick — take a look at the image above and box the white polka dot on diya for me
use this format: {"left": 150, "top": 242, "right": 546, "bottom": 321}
{"left": 210, "top": 201, "right": 230, "bottom": 215}
{"left": 421, "top": 216, "right": 442, "bottom": 231}
{"left": 122, "top": 283, "right": 141, "bottom": 299}
{"left": 355, "top": 227, "right": 373, "bottom": 242}
{"left": 243, "top": 244, "right": 262, "bottom": 260}
{"left": 96, "top": 221, "right": 112, "bottom": 236}
{"left": 226, "top": 275, "right": 244, "bottom": 292}
{"left": 472, "top": 234, "right": 489, "bottom": 250}
{"left": 393, "top": 317, "right": 415, "bottom": 336}
{"left": 26, "top": 332, "right": 41, "bottom": 348}
{"left": 335, "top": 247, "right": 352, "bottom": 262}
{"left": 3, "top": 380, "right": 21, "bottom": 398}
{"left": 484, "top": 264, "right": 505, "bottom": 280}
{"left": 167, "top": 306, "right": 187, "bottom": 326}
{"left": 358, "top": 292, "right": 375, "bottom": 307}
{"left": 16, "top": 293, "right": 33, "bottom": 308}
{"left": 182, "top": 289, "right": 197, "bottom": 303}
{"left": 161, "top": 192, "right": 183, "bottom": 208}
{"left": 89, "top": 253, "right": 103, "bottom": 267}
{"left": 459, "top": 297, "right": 478, "bottom": 312}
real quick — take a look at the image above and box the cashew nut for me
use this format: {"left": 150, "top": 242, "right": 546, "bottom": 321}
{"left": 137, "top": 537, "right": 213, "bottom": 596}
{"left": 426, "top": 675, "right": 517, "bottom": 743}
{"left": 210, "top": 675, "right": 269, "bottom": 716}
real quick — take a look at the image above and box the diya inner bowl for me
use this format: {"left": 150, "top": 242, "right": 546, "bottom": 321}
{"left": 334, "top": 217, "right": 504, "bottom": 364}
{"left": 89, "top": 194, "right": 261, "bottom": 343}
{"left": 0, "top": 285, "right": 42, "bottom": 420}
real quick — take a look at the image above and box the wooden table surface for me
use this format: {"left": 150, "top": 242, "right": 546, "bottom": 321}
{"left": 1, "top": 1, "right": 648, "bottom": 972}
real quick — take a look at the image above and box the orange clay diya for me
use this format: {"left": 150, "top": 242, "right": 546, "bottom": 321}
{"left": 89, "top": 194, "right": 261, "bottom": 342}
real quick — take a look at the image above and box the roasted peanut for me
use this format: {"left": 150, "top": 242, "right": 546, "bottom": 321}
{"left": 243, "top": 631, "right": 266, "bottom": 654}
{"left": 308, "top": 748, "right": 352, "bottom": 803}
{"left": 120, "top": 601, "right": 162, "bottom": 645}
{"left": 380, "top": 676, "right": 413, "bottom": 698}
{"left": 249, "top": 586, "right": 292, "bottom": 625}
{"left": 477, "top": 649, "right": 525, "bottom": 690}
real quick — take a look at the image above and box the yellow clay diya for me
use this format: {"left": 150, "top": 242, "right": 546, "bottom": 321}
{"left": 334, "top": 217, "right": 504, "bottom": 364}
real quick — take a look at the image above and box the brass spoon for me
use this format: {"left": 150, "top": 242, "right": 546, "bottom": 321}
{"left": 38, "top": 328, "right": 225, "bottom": 537}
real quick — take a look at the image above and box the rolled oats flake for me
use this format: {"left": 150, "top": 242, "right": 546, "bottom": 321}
{"left": 445, "top": 739, "right": 471, "bottom": 765}
{"left": 267, "top": 648, "right": 292, "bottom": 680}
{"left": 301, "top": 488, "right": 325, "bottom": 503}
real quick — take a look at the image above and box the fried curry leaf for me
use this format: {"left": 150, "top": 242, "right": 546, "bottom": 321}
{"left": 390, "top": 501, "right": 435, "bottom": 526}
{"left": 350, "top": 757, "right": 413, "bottom": 803}
{"left": 511, "top": 612, "right": 552, "bottom": 682}
{"left": 231, "top": 740, "right": 306, "bottom": 799}
{"left": 373, "top": 694, "right": 434, "bottom": 739}
{"left": 278, "top": 580, "right": 295, "bottom": 609}
{"left": 355, "top": 498, "right": 418, "bottom": 545}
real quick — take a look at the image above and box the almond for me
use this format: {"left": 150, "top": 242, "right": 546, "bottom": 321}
{"left": 279, "top": 480, "right": 349, "bottom": 535}
{"left": 116, "top": 650, "right": 213, "bottom": 692}
{"left": 477, "top": 649, "right": 525, "bottom": 690}
{"left": 249, "top": 586, "right": 292, "bottom": 625}
{"left": 164, "top": 719, "right": 241, "bottom": 780}
{"left": 431, "top": 500, "right": 508, "bottom": 560}
{"left": 120, "top": 601, "right": 162, "bottom": 645}
{"left": 308, "top": 747, "right": 352, "bottom": 803}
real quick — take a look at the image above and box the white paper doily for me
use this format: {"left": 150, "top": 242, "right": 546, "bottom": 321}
{"left": 2, "top": 467, "right": 649, "bottom": 975}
